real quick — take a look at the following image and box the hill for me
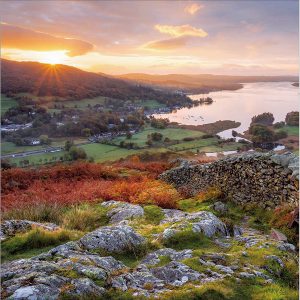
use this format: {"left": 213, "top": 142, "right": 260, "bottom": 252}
{"left": 1, "top": 154, "right": 299, "bottom": 299}
{"left": 117, "top": 73, "right": 299, "bottom": 93}
{"left": 1, "top": 60, "right": 190, "bottom": 105}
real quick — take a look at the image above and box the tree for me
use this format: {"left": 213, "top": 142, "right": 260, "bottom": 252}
{"left": 150, "top": 132, "right": 163, "bottom": 141}
{"left": 273, "top": 121, "right": 285, "bottom": 129}
{"left": 251, "top": 112, "right": 274, "bottom": 126}
{"left": 82, "top": 128, "right": 92, "bottom": 137}
{"left": 1, "top": 159, "right": 12, "bottom": 170}
{"left": 39, "top": 135, "right": 52, "bottom": 145}
{"left": 285, "top": 111, "right": 299, "bottom": 126}
{"left": 249, "top": 124, "right": 274, "bottom": 143}
{"left": 64, "top": 140, "right": 74, "bottom": 151}
{"left": 69, "top": 146, "right": 87, "bottom": 160}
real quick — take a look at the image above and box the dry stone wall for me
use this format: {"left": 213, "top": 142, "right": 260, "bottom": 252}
{"left": 160, "top": 152, "right": 299, "bottom": 208}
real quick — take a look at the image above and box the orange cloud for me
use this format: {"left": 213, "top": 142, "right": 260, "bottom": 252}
{"left": 154, "top": 24, "right": 208, "bottom": 38}
{"left": 1, "top": 23, "right": 93, "bottom": 57}
{"left": 143, "top": 37, "right": 187, "bottom": 51}
{"left": 184, "top": 3, "right": 203, "bottom": 15}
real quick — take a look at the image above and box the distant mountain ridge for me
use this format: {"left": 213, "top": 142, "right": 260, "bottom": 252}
{"left": 116, "top": 73, "right": 299, "bottom": 93}
{"left": 0, "top": 60, "right": 189, "bottom": 104}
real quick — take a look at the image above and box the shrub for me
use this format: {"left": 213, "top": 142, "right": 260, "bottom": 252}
{"left": 62, "top": 204, "right": 109, "bottom": 231}
{"left": 197, "top": 186, "right": 223, "bottom": 202}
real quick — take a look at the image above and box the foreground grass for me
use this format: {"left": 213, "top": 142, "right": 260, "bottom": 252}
{"left": 1, "top": 228, "right": 83, "bottom": 262}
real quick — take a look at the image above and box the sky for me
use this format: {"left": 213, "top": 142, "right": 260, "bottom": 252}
{"left": 1, "top": 0, "right": 299, "bottom": 75}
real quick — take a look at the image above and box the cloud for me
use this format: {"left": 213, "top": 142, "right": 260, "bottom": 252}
{"left": 1, "top": 23, "right": 94, "bottom": 57}
{"left": 184, "top": 3, "right": 203, "bottom": 15}
{"left": 143, "top": 37, "right": 187, "bottom": 51}
{"left": 155, "top": 24, "right": 207, "bottom": 38}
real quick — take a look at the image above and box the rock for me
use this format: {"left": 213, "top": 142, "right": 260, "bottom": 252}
{"left": 265, "top": 255, "right": 284, "bottom": 268}
{"left": 277, "top": 242, "right": 296, "bottom": 252}
{"left": 150, "top": 262, "right": 204, "bottom": 286}
{"left": 270, "top": 229, "right": 287, "bottom": 242}
{"left": 1, "top": 259, "right": 59, "bottom": 282}
{"left": 1, "top": 220, "right": 59, "bottom": 241}
{"left": 8, "top": 284, "right": 60, "bottom": 300}
{"left": 200, "top": 253, "right": 227, "bottom": 265}
{"left": 212, "top": 201, "right": 228, "bottom": 214}
{"left": 79, "top": 225, "right": 145, "bottom": 253}
{"left": 214, "top": 265, "right": 234, "bottom": 274}
{"left": 238, "top": 272, "right": 255, "bottom": 279}
{"left": 101, "top": 201, "right": 144, "bottom": 224}
{"left": 161, "top": 209, "right": 187, "bottom": 224}
{"left": 66, "top": 278, "right": 105, "bottom": 297}
{"left": 162, "top": 211, "right": 227, "bottom": 240}
{"left": 141, "top": 248, "right": 193, "bottom": 266}
{"left": 111, "top": 270, "right": 165, "bottom": 293}
{"left": 233, "top": 226, "right": 243, "bottom": 237}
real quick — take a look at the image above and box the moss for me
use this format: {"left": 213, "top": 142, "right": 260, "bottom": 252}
{"left": 163, "top": 229, "right": 217, "bottom": 251}
{"left": 181, "top": 257, "right": 208, "bottom": 273}
{"left": 148, "top": 255, "right": 172, "bottom": 268}
{"left": 178, "top": 198, "right": 214, "bottom": 213}
{"left": 55, "top": 268, "right": 81, "bottom": 279}
{"left": 143, "top": 205, "right": 165, "bottom": 225}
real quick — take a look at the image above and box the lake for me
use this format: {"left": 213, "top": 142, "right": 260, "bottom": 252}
{"left": 153, "top": 82, "right": 299, "bottom": 139}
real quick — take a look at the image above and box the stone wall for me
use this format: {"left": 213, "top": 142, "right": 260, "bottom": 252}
{"left": 160, "top": 152, "right": 299, "bottom": 208}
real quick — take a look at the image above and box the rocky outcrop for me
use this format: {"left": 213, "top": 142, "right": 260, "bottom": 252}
{"left": 160, "top": 152, "right": 299, "bottom": 208}
{"left": 101, "top": 200, "right": 144, "bottom": 224}
{"left": 1, "top": 201, "right": 298, "bottom": 299}
{"left": 79, "top": 225, "right": 146, "bottom": 253}
{"left": 0, "top": 220, "right": 60, "bottom": 241}
{"left": 162, "top": 210, "right": 228, "bottom": 239}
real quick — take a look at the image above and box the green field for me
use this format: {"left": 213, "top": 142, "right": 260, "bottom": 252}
{"left": 12, "top": 93, "right": 165, "bottom": 113}
{"left": 167, "top": 138, "right": 239, "bottom": 153}
{"left": 4, "top": 126, "right": 241, "bottom": 167}
{"left": 280, "top": 126, "right": 299, "bottom": 136}
{"left": 1, "top": 94, "right": 18, "bottom": 115}
{"left": 1, "top": 138, "right": 87, "bottom": 155}
{"left": 47, "top": 96, "right": 107, "bottom": 110}
{"left": 9, "top": 151, "right": 66, "bottom": 167}
{"left": 113, "top": 127, "right": 205, "bottom": 147}
{"left": 1, "top": 142, "right": 48, "bottom": 155}
{"left": 8, "top": 143, "right": 169, "bottom": 167}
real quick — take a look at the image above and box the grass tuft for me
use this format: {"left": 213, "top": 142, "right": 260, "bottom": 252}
{"left": 62, "top": 204, "right": 109, "bottom": 232}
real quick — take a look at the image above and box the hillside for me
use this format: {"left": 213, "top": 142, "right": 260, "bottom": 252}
{"left": 1, "top": 60, "right": 190, "bottom": 104}
{"left": 1, "top": 154, "right": 299, "bottom": 299}
{"left": 117, "top": 73, "right": 299, "bottom": 93}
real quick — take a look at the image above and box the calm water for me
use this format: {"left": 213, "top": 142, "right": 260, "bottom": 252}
{"left": 154, "top": 82, "right": 299, "bottom": 138}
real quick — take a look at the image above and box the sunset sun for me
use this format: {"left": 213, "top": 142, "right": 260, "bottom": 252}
{"left": 28, "top": 50, "right": 68, "bottom": 65}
